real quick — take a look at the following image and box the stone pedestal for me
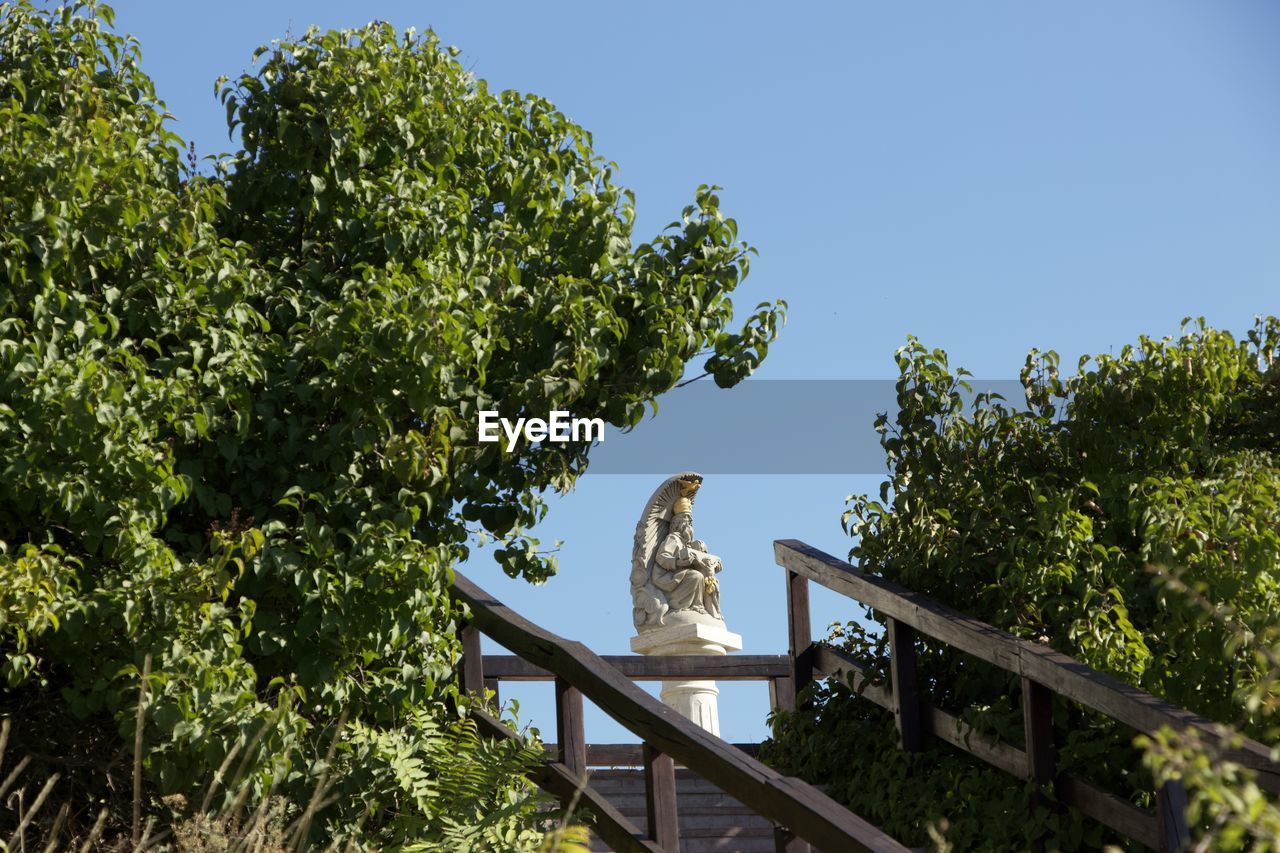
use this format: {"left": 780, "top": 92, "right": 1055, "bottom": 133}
{"left": 630, "top": 620, "right": 742, "bottom": 736}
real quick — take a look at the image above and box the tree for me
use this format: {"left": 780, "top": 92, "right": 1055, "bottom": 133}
{"left": 0, "top": 2, "right": 783, "bottom": 845}
{"left": 763, "top": 319, "right": 1280, "bottom": 850}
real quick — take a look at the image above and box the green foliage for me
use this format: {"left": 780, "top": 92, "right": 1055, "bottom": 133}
{"left": 1141, "top": 724, "right": 1280, "bottom": 851}
{"left": 329, "top": 710, "right": 553, "bottom": 850}
{"left": 762, "top": 679, "right": 1064, "bottom": 851}
{"left": 1136, "top": 574, "right": 1280, "bottom": 851}
{"left": 763, "top": 318, "right": 1280, "bottom": 849}
{"left": 0, "top": 1, "right": 780, "bottom": 844}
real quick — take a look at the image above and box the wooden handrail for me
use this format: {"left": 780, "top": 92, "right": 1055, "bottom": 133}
{"left": 451, "top": 570, "right": 909, "bottom": 853}
{"left": 775, "top": 538, "right": 1280, "bottom": 851}
{"left": 774, "top": 539, "right": 1280, "bottom": 788}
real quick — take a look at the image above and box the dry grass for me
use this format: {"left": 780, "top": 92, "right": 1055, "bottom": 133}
{"left": 0, "top": 711, "right": 331, "bottom": 852}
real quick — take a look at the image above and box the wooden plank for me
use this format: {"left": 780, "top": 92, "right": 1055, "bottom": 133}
{"left": 460, "top": 622, "right": 483, "bottom": 695}
{"left": 644, "top": 743, "right": 680, "bottom": 850}
{"left": 812, "top": 645, "right": 892, "bottom": 709}
{"left": 787, "top": 571, "right": 814, "bottom": 709}
{"left": 924, "top": 703, "right": 1027, "bottom": 780}
{"left": 774, "top": 539, "right": 1280, "bottom": 793}
{"left": 556, "top": 677, "right": 587, "bottom": 782}
{"left": 1058, "top": 776, "right": 1160, "bottom": 850}
{"left": 1156, "top": 780, "right": 1190, "bottom": 852}
{"left": 887, "top": 620, "right": 923, "bottom": 752}
{"left": 470, "top": 708, "right": 663, "bottom": 853}
{"left": 482, "top": 654, "right": 790, "bottom": 681}
{"left": 452, "top": 571, "right": 908, "bottom": 853}
{"left": 545, "top": 743, "right": 762, "bottom": 767}
{"left": 816, "top": 644, "right": 1022, "bottom": 775}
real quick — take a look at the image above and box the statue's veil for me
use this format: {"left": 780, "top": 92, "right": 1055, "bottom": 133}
{"left": 631, "top": 471, "right": 701, "bottom": 629}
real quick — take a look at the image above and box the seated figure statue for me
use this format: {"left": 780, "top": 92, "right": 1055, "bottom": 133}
{"left": 654, "top": 509, "right": 722, "bottom": 619}
{"left": 631, "top": 472, "right": 725, "bottom": 630}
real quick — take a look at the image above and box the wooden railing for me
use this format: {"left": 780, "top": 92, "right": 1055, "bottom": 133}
{"left": 776, "top": 539, "right": 1280, "bottom": 852}
{"left": 481, "top": 653, "right": 796, "bottom": 714}
{"left": 450, "top": 570, "right": 908, "bottom": 853}
{"left": 480, "top": 653, "right": 785, "bottom": 766}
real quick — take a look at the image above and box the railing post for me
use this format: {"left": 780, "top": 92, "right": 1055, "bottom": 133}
{"left": 643, "top": 743, "right": 680, "bottom": 850}
{"left": 1157, "top": 779, "right": 1190, "bottom": 852}
{"left": 1021, "top": 678, "right": 1056, "bottom": 786}
{"left": 786, "top": 570, "right": 814, "bottom": 710}
{"left": 555, "top": 677, "right": 587, "bottom": 783}
{"left": 887, "top": 618, "right": 923, "bottom": 752}
{"left": 459, "top": 621, "right": 484, "bottom": 697}
{"left": 1021, "top": 675, "right": 1057, "bottom": 848}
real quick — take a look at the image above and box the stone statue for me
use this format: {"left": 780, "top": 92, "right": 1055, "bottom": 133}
{"left": 629, "top": 472, "right": 740, "bottom": 734}
{"left": 631, "top": 472, "right": 724, "bottom": 630}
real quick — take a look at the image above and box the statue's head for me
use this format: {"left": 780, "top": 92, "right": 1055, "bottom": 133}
{"left": 671, "top": 512, "right": 694, "bottom": 539}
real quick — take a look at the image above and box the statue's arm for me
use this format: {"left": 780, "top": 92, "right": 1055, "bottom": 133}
{"left": 656, "top": 533, "right": 694, "bottom": 570}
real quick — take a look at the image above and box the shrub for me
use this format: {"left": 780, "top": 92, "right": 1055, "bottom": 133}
{"left": 763, "top": 319, "right": 1280, "bottom": 849}
{"left": 0, "top": 1, "right": 781, "bottom": 845}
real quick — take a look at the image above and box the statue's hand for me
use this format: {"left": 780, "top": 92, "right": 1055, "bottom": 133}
{"left": 691, "top": 553, "right": 717, "bottom": 575}
{"left": 704, "top": 553, "right": 723, "bottom": 573}
{"left": 691, "top": 539, "right": 708, "bottom": 551}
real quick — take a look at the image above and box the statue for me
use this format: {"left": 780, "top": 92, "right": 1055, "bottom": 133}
{"left": 631, "top": 472, "right": 724, "bottom": 630}
{"left": 629, "top": 472, "right": 740, "bottom": 734}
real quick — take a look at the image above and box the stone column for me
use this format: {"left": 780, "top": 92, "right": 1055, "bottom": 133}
{"left": 630, "top": 620, "right": 742, "bottom": 736}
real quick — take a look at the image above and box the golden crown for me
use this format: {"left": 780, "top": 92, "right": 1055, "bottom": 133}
{"left": 672, "top": 476, "right": 701, "bottom": 515}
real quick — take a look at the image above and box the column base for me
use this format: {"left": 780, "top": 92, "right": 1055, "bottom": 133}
{"left": 630, "top": 621, "right": 743, "bottom": 657}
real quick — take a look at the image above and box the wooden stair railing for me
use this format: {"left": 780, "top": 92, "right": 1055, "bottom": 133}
{"left": 450, "top": 570, "right": 909, "bottom": 853}
{"left": 480, "top": 653, "right": 795, "bottom": 710}
{"left": 479, "top": 653, "right": 792, "bottom": 761}
{"left": 775, "top": 539, "right": 1280, "bottom": 852}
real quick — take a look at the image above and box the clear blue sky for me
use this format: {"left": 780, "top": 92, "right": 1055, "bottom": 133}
{"left": 113, "top": 2, "right": 1280, "bottom": 745}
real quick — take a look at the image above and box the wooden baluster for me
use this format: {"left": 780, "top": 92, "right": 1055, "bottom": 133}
{"left": 459, "top": 621, "right": 484, "bottom": 697}
{"left": 643, "top": 743, "right": 679, "bottom": 850}
{"left": 555, "top": 677, "right": 587, "bottom": 784}
{"left": 1022, "top": 676, "right": 1057, "bottom": 851}
{"left": 1157, "top": 779, "right": 1190, "bottom": 852}
{"left": 1021, "top": 678, "right": 1056, "bottom": 786}
{"left": 786, "top": 570, "right": 814, "bottom": 710}
{"left": 887, "top": 618, "right": 922, "bottom": 752}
